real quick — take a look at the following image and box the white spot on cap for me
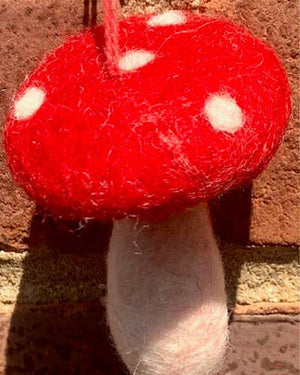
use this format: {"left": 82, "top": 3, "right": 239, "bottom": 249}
{"left": 118, "top": 50, "right": 155, "bottom": 72}
{"left": 204, "top": 94, "right": 244, "bottom": 133}
{"left": 14, "top": 87, "right": 45, "bottom": 120}
{"left": 147, "top": 10, "right": 186, "bottom": 26}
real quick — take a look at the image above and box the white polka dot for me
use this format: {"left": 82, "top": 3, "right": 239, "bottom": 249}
{"left": 118, "top": 50, "right": 155, "bottom": 72}
{"left": 147, "top": 10, "right": 186, "bottom": 26}
{"left": 14, "top": 87, "right": 46, "bottom": 120}
{"left": 204, "top": 94, "right": 244, "bottom": 133}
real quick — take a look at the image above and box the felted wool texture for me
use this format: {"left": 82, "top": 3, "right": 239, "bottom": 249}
{"left": 107, "top": 204, "right": 228, "bottom": 375}
{"left": 4, "top": 12, "right": 291, "bottom": 220}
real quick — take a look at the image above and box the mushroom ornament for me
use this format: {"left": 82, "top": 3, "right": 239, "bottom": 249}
{"left": 4, "top": 3, "right": 291, "bottom": 375}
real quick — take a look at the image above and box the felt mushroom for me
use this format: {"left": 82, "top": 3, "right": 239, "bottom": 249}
{"left": 4, "top": 7, "right": 290, "bottom": 375}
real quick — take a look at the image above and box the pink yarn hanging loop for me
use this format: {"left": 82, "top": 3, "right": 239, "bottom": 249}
{"left": 102, "top": 0, "right": 121, "bottom": 75}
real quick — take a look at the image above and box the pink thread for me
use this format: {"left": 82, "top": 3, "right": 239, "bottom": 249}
{"left": 103, "top": 0, "right": 121, "bottom": 75}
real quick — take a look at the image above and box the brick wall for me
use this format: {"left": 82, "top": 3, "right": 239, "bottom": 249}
{"left": 0, "top": 0, "right": 299, "bottom": 374}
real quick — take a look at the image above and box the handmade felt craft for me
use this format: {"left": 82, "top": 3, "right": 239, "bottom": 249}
{"left": 4, "top": 3, "right": 291, "bottom": 375}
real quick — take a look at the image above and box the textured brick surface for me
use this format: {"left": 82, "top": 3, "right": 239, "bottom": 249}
{"left": 0, "top": 243, "right": 299, "bottom": 309}
{"left": 0, "top": 304, "right": 298, "bottom": 375}
{"left": 0, "top": 0, "right": 299, "bottom": 250}
{"left": 0, "top": 0, "right": 89, "bottom": 250}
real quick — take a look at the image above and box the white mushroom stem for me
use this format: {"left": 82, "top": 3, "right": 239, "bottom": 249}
{"left": 107, "top": 203, "right": 228, "bottom": 375}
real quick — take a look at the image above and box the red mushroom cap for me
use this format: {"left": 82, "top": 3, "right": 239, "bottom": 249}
{"left": 4, "top": 12, "right": 291, "bottom": 220}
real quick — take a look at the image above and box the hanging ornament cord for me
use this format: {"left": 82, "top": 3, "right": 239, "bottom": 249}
{"left": 102, "top": 0, "right": 121, "bottom": 75}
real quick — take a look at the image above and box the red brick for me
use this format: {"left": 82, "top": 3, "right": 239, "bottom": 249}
{"left": 0, "top": 304, "right": 298, "bottom": 375}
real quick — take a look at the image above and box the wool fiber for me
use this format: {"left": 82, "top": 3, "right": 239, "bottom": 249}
{"left": 4, "top": 13, "right": 291, "bottom": 220}
{"left": 107, "top": 204, "right": 228, "bottom": 375}
{"left": 118, "top": 50, "right": 156, "bottom": 71}
{"left": 14, "top": 87, "right": 46, "bottom": 120}
{"left": 147, "top": 10, "right": 187, "bottom": 26}
{"left": 204, "top": 94, "right": 244, "bottom": 133}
